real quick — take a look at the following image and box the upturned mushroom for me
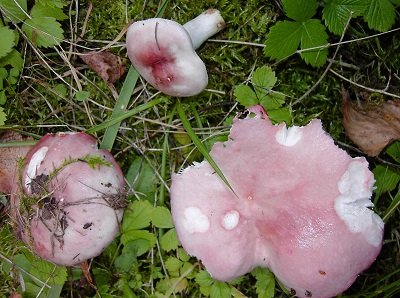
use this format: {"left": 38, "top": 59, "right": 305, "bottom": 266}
{"left": 126, "top": 9, "right": 225, "bottom": 97}
{"left": 170, "top": 106, "right": 384, "bottom": 298}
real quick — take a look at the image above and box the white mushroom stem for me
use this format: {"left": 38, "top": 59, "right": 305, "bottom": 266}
{"left": 183, "top": 9, "right": 225, "bottom": 50}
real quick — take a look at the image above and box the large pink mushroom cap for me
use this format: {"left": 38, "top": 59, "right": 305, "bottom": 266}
{"left": 10, "top": 132, "right": 126, "bottom": 266}
{"left": 170, "top": 106, "right": 384, "bottom": 298}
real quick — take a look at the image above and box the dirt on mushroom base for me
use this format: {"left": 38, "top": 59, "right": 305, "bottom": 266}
{"left": 10, "top": 132, "right": 127, "bottom": 266}
{"left": 171, "top": 105, "right": 384, "bottom": 298}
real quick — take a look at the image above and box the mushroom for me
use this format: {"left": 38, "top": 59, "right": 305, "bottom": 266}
{"left": 170, "top": 106, "right": 384, "bottom": 298}
{"left": 10, "top": 132, "right": 126, "bottom": 266}
{"left": 126, "top": 9, "right": 225, "bottom": 97}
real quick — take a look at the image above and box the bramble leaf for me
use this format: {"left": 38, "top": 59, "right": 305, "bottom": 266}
{"left": 252, "top": 66, "right": 277, "bottom": 102}
{"left": 266, "top": 107, "right": 291, "bottom": 124}
{"left": 210, "top": 281, "right": 231, "bottom": 298}
{"left": 0, "top": 107, "right": 6, "bottom": 125}
{"left": 30, "top": 2, "right": 68, "bottom": 20}
{"left": 0, "top": 49, "right": 23, "bottom": 70}
{"left": 260, "top": 93, "right": 285, "bottom": 111}
{"left": 160, "top": 228, "right": 179, "bottom": 252}
{"left": 122, "top": 200, "right": 153, "bottom": 231}
{"left": 264, "top": 20, "right": 302, "bottom": 62}
{"left": 364, "top": 0, "right": 396, "bottom": 32}
{"left": 282, "top": 0, "right": 318, "bottom": 21}
{"left": 0, "top": 26, "right": 15, "bottom": 59}
{"left": 322, "top": 0, "right": 368, "bottom": 34}
{"left": 152, "top": 206, "right": 174, "bottom": 228}
{"left": 22, "top": 17, "right": 63, "bottom": 48}
{"left": 300, "top": 19, "right": 329, "bottom": 67}
{"left": 0, "top": 0, "right": 28, "bottom": 23}
{"left": 233, "top": 84, "right": 258, "bottom": 108}
{"left": 30, "top": 258, "right": 67, "bottom": 286}
{"left": 37, "top": 0, "right": 65, "bottom": 8}
{"left": 252, "top": 267, "right": 275, "bottom": 298}
{"left": 373, "top": 165, "right": 400, "bottom": 200}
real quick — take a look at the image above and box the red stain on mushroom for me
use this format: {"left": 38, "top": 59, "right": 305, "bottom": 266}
{"left": 171, "top": 106, "right": 384, "bottom": 298}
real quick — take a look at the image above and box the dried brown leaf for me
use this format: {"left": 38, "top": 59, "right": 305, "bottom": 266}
{"left": 342, "top": 88, "right": 400, "bottom": 156}
{"left": 80, "top": 51, "right": 125, "bottom": 84}
{"left": 0, "top": 131, "right": 32, "bottom": 194}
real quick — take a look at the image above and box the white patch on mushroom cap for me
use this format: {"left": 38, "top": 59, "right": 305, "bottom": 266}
{"left": 182, "top": 207, "right": 210, "bottom": 234}
{"left": 222, "top": 210, "right": 240, "bottom": 230}
{"left": 335, "top": 160, "right": 384, "bottom": 247}
{"left": 275, "top": 125, "right": 303, "bottom": 146}
{"left": 25, "top": 146, "right": 49, "bottom": 189}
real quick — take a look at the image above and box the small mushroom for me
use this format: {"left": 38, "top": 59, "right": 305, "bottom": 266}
{"left": 171, "top": 106, "right": 384, "bottom": 298}
{"left": 126, "top": 9, "right": 225, "bottom": 97}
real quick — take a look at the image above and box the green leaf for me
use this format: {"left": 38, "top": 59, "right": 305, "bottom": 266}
{"left": 252, "top": 66, "right": 277, "bottom": 90}
{"left": 322, "top": 0, "right": 367, "bottom": 35}
{"left": 252, "top": 267, "right": 275, "bottom": 298}
{"left": 160, "top": 228, "right": 179, "bottom": 252}
{"left": 0, "top": 26, "right": 15, "bottom": 59}
{"left": 266, "top": 107, "right": 292, "bottom": 124}
{"left": 373, "top": 165, "right": 400, "bottom": 200}
{"left": 22, "top": 17, "right": 63, "bottom": 48}
{"left": 364, "top": 0, "right": 396, "bottom": 32}
{"left": 126, "top": 156, "right": 158, "bottom": 200}
{"left": 30, "top": 2, "right": 68, "bottom": 20}
{"left": 114, "top": 242, "right": 138, "bottom": 272}
{"left": 0, "top": 49, "right": 23, "bottom": 70}
{"left": 152, "top": 206, "right": 174, "bottom": 228}
{"left": 210, "top": 281, "right": 231, "bottom": 298}
{"left": 233, "top": 84, "right": 258, "bottom": 108}
{"left": 0, "top": 106, "right": 6, "bottom": 125}
{"left": 386, "top": 141, "right": 400, "bottom": 163}
{"left": 0, "top": 0, "right": 28, "bottom": 23}
{"left": 0, "top": 91, "right": 6, "bottom": 105}
{"left": 282, "top": 0, "right": 318, "bottom": 21}
{"left": 259, "top": 93, "right": 285, "bottom": 111}
{"left": 300, "top": 19, "right": 329, "bottom": 67}
{"left": 383, "top": 186, "right": 400, "bottom": 222}
{"left": 37, "top": 0, "right": 65, "bottom": 8}
{"left": 74, "top": 90, "right": 90, "bottom": 102}
{"left": 120, "top": 230, "right": 156, "bottom": 253}
{"left": 122, "top": 200, "right": 153, "bottom": 231}
{"left": 30, "top": 258, "right": 67, "bottom": 286}
{"left": 264, "top": 21, "right": 302, "bottom": 61}
{"left": 165, "top": 257, "right": 183, "bottom": 276}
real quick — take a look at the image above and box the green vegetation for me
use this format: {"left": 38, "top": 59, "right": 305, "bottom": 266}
{"left": 1, "top": 0, "right": 400, "bottom": 297}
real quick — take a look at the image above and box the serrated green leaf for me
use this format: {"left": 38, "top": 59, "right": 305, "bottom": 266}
{"left": 160, "top": 228, "right": 179, "bottom": 252}
{"left": 264, "top": 21, "right": 302, "bottom": 61}
{"left": 322, "top": 0, "right": 368, "bottom": 34}
{"left": 252, "top": 66, "right": 277, "bottom": 90}
{"left": 30, "top": 2, "right": 68, "bottom": 20}
{"left": 120, "top": 230, "right": 156, "bottom": 253}
{"left": 126, "top": 156, "right": 158, "bottom": 200}
{"left": 300, "top": 19, "right": 329, "bottom": 67}
{"left": 0, "top": 91, "right": 6, "bottom": 105}
{"left": 364, "top": 0, "right": 396, "bottom": 32}
{"left": 0, "top": 49, "right": 23, "bottom": 70}
{"left": 282, "top": 0, "right": 318, "bottom": 21}
{"left": 0, "top": 26, "right": 15, "bottom": 58}
{"left": 22, "top": 17, "right": 63, "bottom": 48}
{"left": 30, "top": 258, "right": 67, "bottom": 286}
{"left": 373, "top": 165, "right": 400, "bottom": 200}
{"left": 114, "top": 242, "right": 138, "bottom": 272}
{"left": 37, "top": 0, "right": 65, "bottom": 8}
{"left": 122, "top": 200, "right": 153, "bottom": 231}
{"left": 266, "top": 107, "right": 291, "bottom": 124}
{"left": 210, "top": 281, "right": 231, "bottom": 298}
{"left": 0, "top": 0, "right": 28, "bottom": 23}
{"left": 196, "top": 270, "right": 214, "bottom": 288}
{"left": 0, "top": 107, "right": 6, "bottom": 125}
{"left": 165, "top": 257, "right": 182, "bottom": 276}
{"left": 259, "top": 93, "right": 285, "bottom": 110}
{"left": 251, "top": 268, "right": 275, "bottom": 298}
{"left": 386, "top": 141, "right": 400, "bottom": 163}
{"left": 152, "top": 206, "right": 174, "bottom": 228}
{"left": 233, "top": 84, "right": 258, "bottom": 108}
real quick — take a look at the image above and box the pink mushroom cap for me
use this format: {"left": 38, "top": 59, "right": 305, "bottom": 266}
{"left": 10, "top": 132, "right": 126, "bottom": 266}
{"left": 126, "top": 9, "right": 225, "bottom": 97}
{"left": 171, "top": 106, "right": 384, "bottom": 298}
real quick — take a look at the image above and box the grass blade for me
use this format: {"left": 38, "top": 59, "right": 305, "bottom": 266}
{"left": 176, "top": 101, "right": 237, "bottom": 197}
{"left": 86, "top": 97, "right": 166, "bottom": 135}
{"left": 100, "top": 66, "right": 139, "bottom": 150}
